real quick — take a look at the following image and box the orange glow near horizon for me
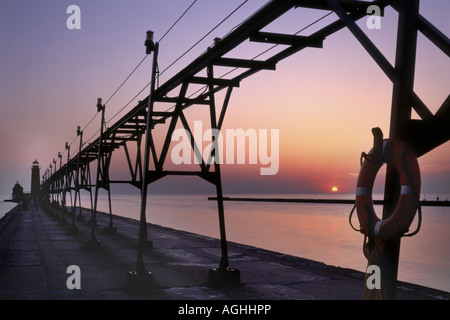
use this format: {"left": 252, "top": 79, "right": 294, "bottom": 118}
{"left": 331, "top": 186, "right": 338, "bottom": 192}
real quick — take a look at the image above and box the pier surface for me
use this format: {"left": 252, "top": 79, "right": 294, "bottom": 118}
{"left": 1, "top": 205, "right": 448, "bottom": 300}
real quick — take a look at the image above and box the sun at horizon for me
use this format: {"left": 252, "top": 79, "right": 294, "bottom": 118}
{"left": 331, "top": 186, "right": 338, "bottom": 192}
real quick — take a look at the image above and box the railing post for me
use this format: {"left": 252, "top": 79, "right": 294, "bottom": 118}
{"left": 104, "top": 135, "right": 117, "bottom": 233}
{"left": 380, "top": 0, "right": 419, "bottom": 300}
{"left": 127, "top": 31, "right": 158, "bottom": 291}
{"left": 85, "top": 98, "right": 105, "bottom": 250}
{"left": 69, "top": 126, "right": 83, "bottom": 234}
{"left": 205, "top": 64, "right": 240, "bottom": 287}
{"left": 58, "top": 152, "right": 63, "bottom": 215}
{"left": 62, "top": 142, "right": 71, "bottom": 224}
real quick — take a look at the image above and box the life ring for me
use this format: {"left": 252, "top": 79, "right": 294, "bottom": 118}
{"left": 356, "top": 138, "right": 421, "bottom": 242}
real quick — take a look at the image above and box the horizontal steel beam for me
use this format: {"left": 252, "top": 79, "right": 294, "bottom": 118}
{"left": 190, "top": 76, "right": 240, "bottom": 87}
{"left": 250, "top": 32, "right": 323, "bottom": 48}
{"left": 295, "top": 0, "right": 385, "bottom": 15}
{"left": 214, "top": 57, "right": 277, "bottom": 70}
{"left": 155, "top": 0, "right": 299, "bottom": 96}
{"left": 156, "top": 97, "right": 210, "bottom": 105}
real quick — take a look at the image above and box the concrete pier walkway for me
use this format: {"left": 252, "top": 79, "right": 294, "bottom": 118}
{"left": 0, "top": 204, "right": 449, "bottom": 300}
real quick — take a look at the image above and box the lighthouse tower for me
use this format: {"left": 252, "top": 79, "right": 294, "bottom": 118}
{"left": 30, "top": 159, "right": 41, "bottom": 201}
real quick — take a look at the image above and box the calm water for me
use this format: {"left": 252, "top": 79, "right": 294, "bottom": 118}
{"left": 0, "top": 199, "right": 18, "bottom": 221}
{"left": 1, "top": 192, "right": 449, "bottom": 292}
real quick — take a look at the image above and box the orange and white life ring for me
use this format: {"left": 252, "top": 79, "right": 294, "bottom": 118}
{"left": 356, "top": 138, "right": 421, "bottom": 242}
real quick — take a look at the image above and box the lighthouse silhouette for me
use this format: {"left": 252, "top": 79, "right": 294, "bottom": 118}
{"left": 30, "top": 159, "right": 41, "bottom": 203}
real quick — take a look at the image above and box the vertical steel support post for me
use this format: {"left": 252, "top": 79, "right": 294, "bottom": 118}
{"left": 76, "top": 127, "right": 84, "bottom": 219}
{"left": 206, "top": 65, "right": 240, "bottom": 286}
{"left": 44, "top": 169, "right": 48, "bottom": 211}
{"left": 53, "top": 163, "right": 57, "bottom": 207}
{"left": 50, "top": 159, "right": 55, "bottom": 215}
{"left": 104, "top": 182, "right": 115, "bottom": 231}
{"left": 86, "top": 98, "right": 106, "bottom": 250}
{"left": 88, "top": 165, "right": 94, "bottom": 219}
{"left": 63, "top": 143, "right": 70, "bottom": 223}
{"left": 103, "top": 152, "right": 117, "bottom": 233}
{"left": 49, "top": 163, "right": 53, "bottom": 214}
{"left": 137, "top": 41, "right": 158, "bottom": 254}
{"left": 53, "top": 158, "right": 59, "bottom": 211}
{"left": 69, "top": 126, "right": 83, "bottom": 234}
{"left": 127, "top": 32, "right": 158, "bottom": 291}
{"left": 208, "top": 65, "right": 229, "bottom": 270}
{"left": 382, "top": 0, "right": 419, "bottom": 300}
{"left": 57, "top": 152, "right": 62, "bottom": 213}
{"left": 103, "top": 133, "right": 116, "bottom": 233}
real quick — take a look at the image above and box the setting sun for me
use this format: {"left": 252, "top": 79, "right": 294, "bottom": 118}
{"left": 331, "top": 186, "right": 338, "bottom": 192}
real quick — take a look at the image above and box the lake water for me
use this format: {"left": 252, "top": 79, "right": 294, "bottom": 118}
{"left": 1, "top": 192, "right": 449, "bottom": 293}
{"left": 0, "top": 199, "right": 19, "bottom": 221}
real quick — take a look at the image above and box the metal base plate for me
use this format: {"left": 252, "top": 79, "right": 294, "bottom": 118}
{"left": 208, "top": 267, "right": 241, "bottom": 287}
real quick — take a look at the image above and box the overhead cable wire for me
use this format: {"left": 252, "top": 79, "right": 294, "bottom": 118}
{"left": 158, "top": 0, "right": 198, "bottom": 43}
{"left": 81, "top": 112, "right": 99, "bottom": 132}
{"left": 157, "top": 0, "right": 249, "bottom": 79}
{"left": 73, "top": 0, "right": 197, "bottom": 143}
{"left": 103, "top": 0, "right": 196, "bottom": 110}
{"left": 128, "top": 0, "right": 250, "bottom": 119}
{"left": 105, "top": 0, "right": 199, "bottom": 126}
{"left": 78, "top": 53, "right": 149, "bottom": 142}
{"left": 85, "top": 127, "right": 102, "bottom": 148}
{"left": 105, "top": 0, "right": 249, "bottom": 128}
{"left": 104, "top": 54, "right": 149, "bottom": 106}
{"left": 160, "top": 10, "right": 335, "bottom": 115}
{"left": 60, "top": 54, "right": 148, "bottom": 155}
{"left": 106, "top": 82, "right": 151, "bottom": 126}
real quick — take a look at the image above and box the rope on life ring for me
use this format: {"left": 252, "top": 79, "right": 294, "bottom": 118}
{"left": 349, "top": 203, "right": 422, "bottom": 238}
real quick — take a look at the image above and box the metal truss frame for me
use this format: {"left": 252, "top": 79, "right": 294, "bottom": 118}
{"left": 41, "top": 0, "right": 449, "bottom": 297}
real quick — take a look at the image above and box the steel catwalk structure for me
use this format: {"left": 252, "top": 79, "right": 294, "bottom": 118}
{"left": 40, "top": 0, "right": 449, "bottom": 298}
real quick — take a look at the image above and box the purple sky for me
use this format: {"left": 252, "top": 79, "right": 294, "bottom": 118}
{"left": 1, "top": 0, "right": 449, "bottom": 197}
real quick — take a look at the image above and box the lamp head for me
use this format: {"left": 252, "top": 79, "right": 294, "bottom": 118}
{"left": 97, "top": 98, "right": 103, "bottom": 112}
{"left": 145, "top": 30, "right": 155, "bottom": 54}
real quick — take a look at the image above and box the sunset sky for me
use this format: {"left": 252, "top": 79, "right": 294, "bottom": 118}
{"left": 1, "top": 0, "right": 449, "bottom": 197}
